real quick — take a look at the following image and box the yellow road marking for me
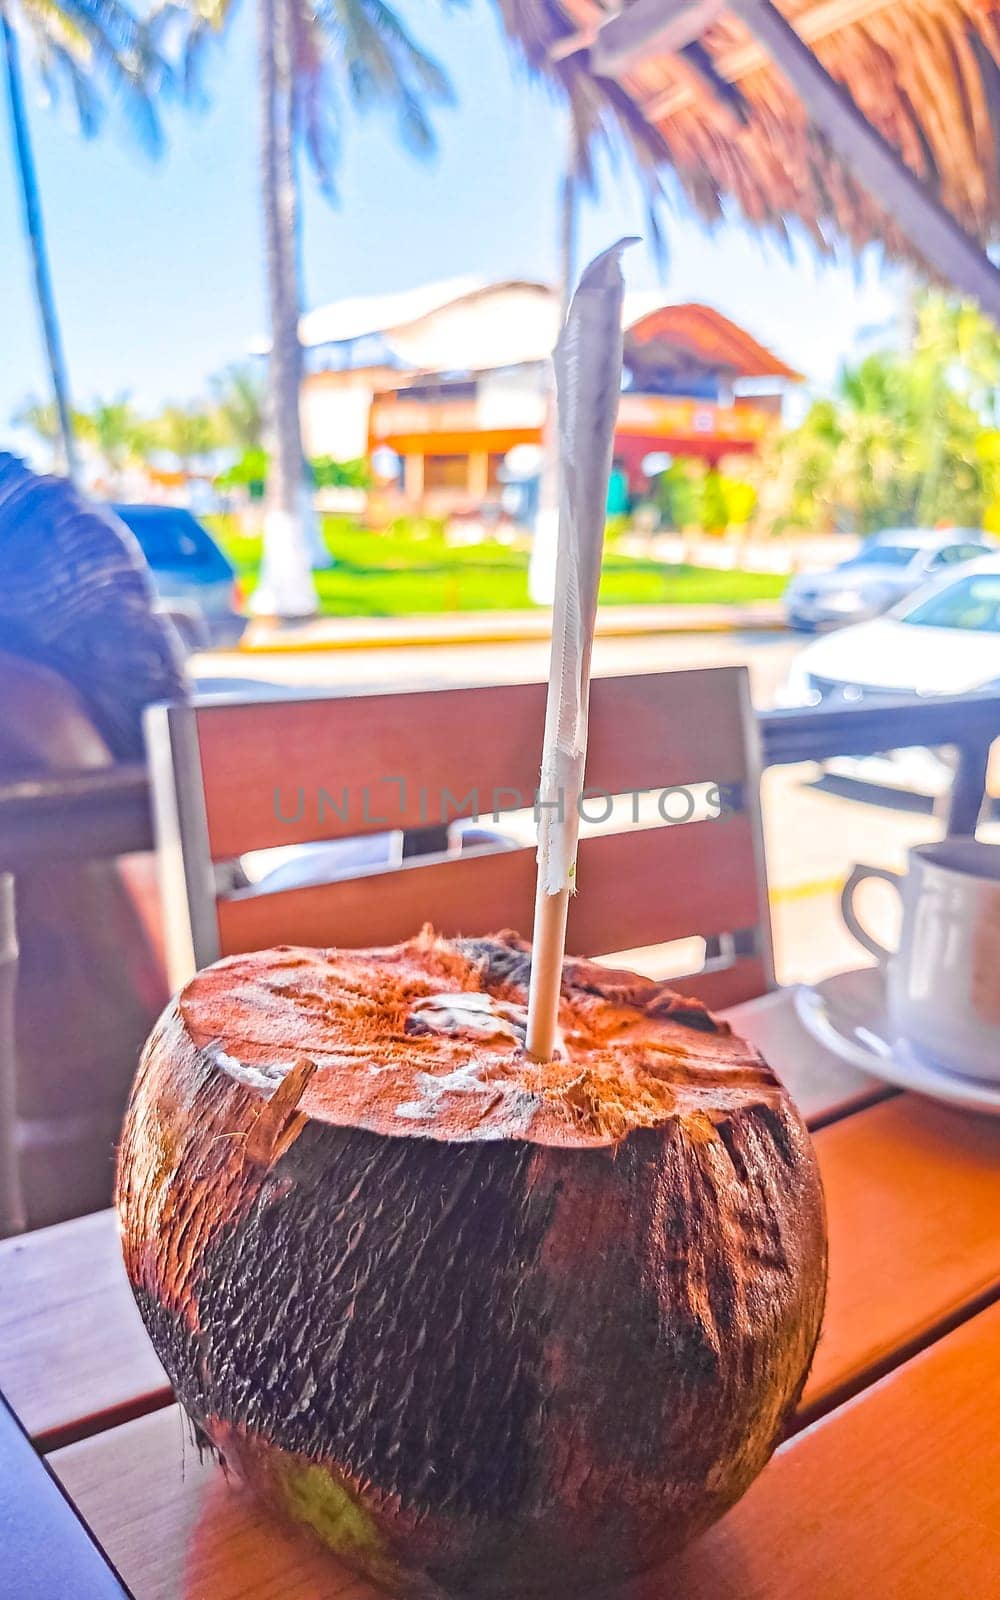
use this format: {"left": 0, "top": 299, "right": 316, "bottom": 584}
{"left": 769, "top": 875, "right": 846, "bottom": 904}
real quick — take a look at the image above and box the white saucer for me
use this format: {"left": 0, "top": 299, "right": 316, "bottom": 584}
{"left": 794, "top": 966, "right": 1000, "bottom": 1117}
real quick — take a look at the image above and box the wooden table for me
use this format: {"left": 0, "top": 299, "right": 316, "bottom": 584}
{"left": 3, "top": 985, "right": 1000, "bottom": 1598}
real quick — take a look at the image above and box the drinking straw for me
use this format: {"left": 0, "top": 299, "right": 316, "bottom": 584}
{"left": 525, "top": 240, "right": 633, "bottom": 1062}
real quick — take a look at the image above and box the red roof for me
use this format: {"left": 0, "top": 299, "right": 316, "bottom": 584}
{"left": 625, "top": 303, "right": 801, "bottom": 382}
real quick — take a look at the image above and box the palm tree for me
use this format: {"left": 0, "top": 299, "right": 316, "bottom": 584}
{"left": 913, "top": 291, "right": 1000, "bottom": 421}
{"left": 154, "top": 402, "right": 222, "bottom": 484}
{"left": 253, "top": 0, "right": 312, "bottom": 611}
{"left": 182, "top": 0, "right": 453, "bottom": 616}
{"left": 747, "top": 309, "right": 1000, "bottom": 536}
{"left": 2, "top": 0, "right": 167, "bottom": 481}
{"left": 76, "top": 395, "right": 147, "bottom": 493}
{"left": 211, "top": 363, "right": 267, "bottom": 453}
{"left": 260, "top": 0, "right": 456, "bottom": 614}
{"left": 530, "top": 109, "right": 580, "bottom": 604}
{"left": 525, "top": 82, "right": 667, "bottom": 603}
{"left": 11, "top": 395, "right": 71, "bottom": 468}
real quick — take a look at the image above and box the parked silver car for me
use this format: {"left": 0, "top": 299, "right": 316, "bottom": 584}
{"left": 784, "top": 527, "right": 994, "bottom": 631}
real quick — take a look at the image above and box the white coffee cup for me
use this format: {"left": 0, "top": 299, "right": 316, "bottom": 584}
{"left": 841, "top": 838, "right": 1000, "bottom": 1083}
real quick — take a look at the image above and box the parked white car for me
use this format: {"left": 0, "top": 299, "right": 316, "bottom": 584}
{"left": 780, "top": 555, "right": 1000, "bottom": 706}
{"left": 779, "top": 556, "right": 1000, "bottom": 795}
{"left": 783, "top": 527, "right": 994, "bottom": 631}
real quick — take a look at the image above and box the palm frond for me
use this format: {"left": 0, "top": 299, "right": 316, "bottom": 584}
{"left": 53, "top": 41, "right": 107, "bottom": 130}
{"left": 307, "top": 0, "right": 454, "bottom": 162}
{"left": 346, "top": 0, "right": 453, "bottom": 101}
{"left": 64, "top": 0, "right": 171, "bottom": 152}
{"left": 148, "top": 0, "right": 233, "bottom": 105}
{"left": 21, "top": 0, "right": 92, "bottom": 62}
{"left": 393, "top": 81, "right": 436, "bottom": 154}
{"left": 291, "top": 2, "right": 341, "bottom": 195}
{"left": 494, "top": 0, "right": 672, "bottom": 274}
{"left": 24, "top": 12, "right": 104, "bottom": 133}
{"left": 14, "top": 0, "right": 175, "bottom": 153}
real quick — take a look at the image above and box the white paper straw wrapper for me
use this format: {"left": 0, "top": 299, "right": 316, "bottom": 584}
{"left": 526, "top": 239, "right": 634, "bottom": 1061}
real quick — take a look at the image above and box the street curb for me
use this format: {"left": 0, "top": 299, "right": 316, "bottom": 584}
{"left": 239, "top": 606, "right": 788, "bottom": 654}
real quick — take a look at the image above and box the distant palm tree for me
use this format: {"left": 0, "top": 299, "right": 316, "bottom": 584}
{"left": 180, "top": 0, "right": 454, "bottom": 615}
{"left": 11, "top": 395, "right": 74, "bottom": 468}
{"left": 211, "top": 363, "right": 267, "bottom": 453}
{"left": 518, "top": 69, "right": 667, "bottom": 603}
{"left": 747, "top": 308, "right": 1000, "bottom": 536}
{"left": 2, "top": 0, "right": 167, "bottom": 479}
{"left": 76, "top": 396, "right": 148, "bottom": 492}
{"left": 154, "top": 402, "right": 221, "bottom": 482}
{"left": 530, "top": 109, "right": 580, "bottom": 605}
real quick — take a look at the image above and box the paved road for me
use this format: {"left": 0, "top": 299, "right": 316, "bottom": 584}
{"left": 192, "top": 630, "right": 995, "bottom": 987}
{"left": 195, "top": 628, "right": 800, "bottom": 706}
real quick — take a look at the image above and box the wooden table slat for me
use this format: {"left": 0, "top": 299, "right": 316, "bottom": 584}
{"left": 800, "top": 1094, "right": 1000, "bottom": 1422}
{"left": 0, "top": 1208, "right": 168, "bottom": 1450}
{"left": 49, "top": 1301, "right": 1000, "bottom": 1600}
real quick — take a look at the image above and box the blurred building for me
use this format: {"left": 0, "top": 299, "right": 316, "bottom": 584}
{"left": 297, "top": 277, "right": 800, "bottom": 517}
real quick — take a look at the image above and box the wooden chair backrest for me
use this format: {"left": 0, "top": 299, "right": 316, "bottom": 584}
{"left": 146, "top": 667, "right": 773, "bottom": 1008}
{"left": 0, "top": 875, "right": 24, "bottom": 1238}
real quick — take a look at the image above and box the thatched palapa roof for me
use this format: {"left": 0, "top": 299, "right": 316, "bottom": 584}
{"left": 497, "top": 0, "right": 1000, "bottom": 266}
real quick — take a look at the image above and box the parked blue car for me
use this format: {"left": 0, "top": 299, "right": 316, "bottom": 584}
{"left": 110, "top": 504, "right": 246, "bottom": 650}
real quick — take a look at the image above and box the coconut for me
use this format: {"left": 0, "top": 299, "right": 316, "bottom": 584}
{"left": 117, "top": 931, "right": 826, "bottom": 1599}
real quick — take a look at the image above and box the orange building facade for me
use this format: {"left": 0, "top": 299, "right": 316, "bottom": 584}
{"left": 298, "top": 282, "right": 799, "bottom": 518}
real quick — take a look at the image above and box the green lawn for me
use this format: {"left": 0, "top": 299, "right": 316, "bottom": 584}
{"left": 210, "top": 515, "right": 787, "bottom": 618}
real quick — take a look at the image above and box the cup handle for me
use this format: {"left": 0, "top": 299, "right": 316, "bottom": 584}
{"left": 840, "top": 864, "right": 902, "bottom": 965}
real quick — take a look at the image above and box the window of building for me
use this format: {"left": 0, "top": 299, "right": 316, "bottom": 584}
{"left": 424, "top": 455, "right": 469, "bottom": 490}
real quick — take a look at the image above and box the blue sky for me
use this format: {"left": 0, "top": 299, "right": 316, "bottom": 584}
{"left": 1, "top": 1, "right": 905, "bottom": 442}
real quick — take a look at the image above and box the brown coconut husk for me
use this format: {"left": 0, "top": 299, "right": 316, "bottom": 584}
{"left": 118, "top": 931, "right": 826, "bottom": 1599}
